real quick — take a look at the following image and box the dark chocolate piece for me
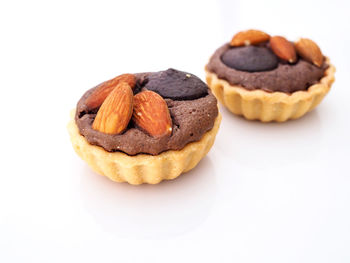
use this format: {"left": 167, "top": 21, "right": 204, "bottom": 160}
{"left": 144, "top": 68, "right": 208, "bottom": 100}
{"left": 221, "top": 46, "right": 278, "bottom": 72}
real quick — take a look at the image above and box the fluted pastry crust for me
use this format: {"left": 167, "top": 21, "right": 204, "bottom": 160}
{"left": 68, "top": 110, "right": 221, "bottom": 185}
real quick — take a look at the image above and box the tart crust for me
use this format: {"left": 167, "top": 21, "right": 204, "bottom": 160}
{"left": 205, "top": 59, "right": 335, "bottom": 122}
{"left": 68, "top": 110, "right": 221, "bottom": 185}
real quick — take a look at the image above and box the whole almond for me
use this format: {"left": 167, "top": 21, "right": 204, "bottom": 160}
{"left": 85, "top": 73, "right": 135, "bottom": 109}
{"left": 92, "top": 82, "right": 133, "bottom": 134}
{"left": 132, "top": 90, "right": 172, "bottom": 138}
{"left": 230, "top": 29, "right": 270, "bottom": 47}
{"left": 270, "top": 36, "right": 297, "bottom": 63}
{"left": 294, "top": 38, "right": 323, "bottom": 67}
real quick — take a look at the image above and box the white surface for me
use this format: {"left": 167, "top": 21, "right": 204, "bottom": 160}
{"left": 1, "top": 0, "right": 350, "bottom": 262}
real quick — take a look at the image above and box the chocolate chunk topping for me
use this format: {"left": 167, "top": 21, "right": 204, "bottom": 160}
{"left": 221, "top": 46, "right": 278, "bottom": 72}
{"left": 144, "top": 68, "right": 208, "bottom": 100}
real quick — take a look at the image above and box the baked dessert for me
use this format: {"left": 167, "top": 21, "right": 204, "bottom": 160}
{"left": 68, "top": 69, "right": 221, "bottom": 185}
{"left": 205, "top": 29, "right": 335, "bottom": 122}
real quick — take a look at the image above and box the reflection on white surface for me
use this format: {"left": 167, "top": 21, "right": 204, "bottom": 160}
{"left": 79, "top": 157, "right": 217, "bottom": 239}
{"left": 217, "top": 106, "right": 323, "bottom": 168}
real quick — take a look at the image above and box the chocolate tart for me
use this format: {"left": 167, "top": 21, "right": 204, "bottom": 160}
{"left": 205, "top": 30, "right": 335, "bottom": 122}
{"left": 68, "top": 69, "right": 221, "bottom": 185}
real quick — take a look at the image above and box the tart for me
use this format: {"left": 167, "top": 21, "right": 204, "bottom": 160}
{"left": 68, "top": 69, "right": 221, "bottom": 185}
{"left": 205, "top": 29, "right": 335, "bottom": 122}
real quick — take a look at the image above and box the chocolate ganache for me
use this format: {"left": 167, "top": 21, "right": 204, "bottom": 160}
{"left": 75, "top": 69, "right": 218, "bottom": 156}
{"left": 206, "top": 43, "right": 328, "bottom": 93}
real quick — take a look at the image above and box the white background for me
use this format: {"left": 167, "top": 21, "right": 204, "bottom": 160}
{"left": 1, "top": 0, "right": 350, "bottom": 262}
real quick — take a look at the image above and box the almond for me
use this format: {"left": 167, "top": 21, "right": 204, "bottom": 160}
{"left": 270, "top": 36, "right": 297, "bottom": 63}
{"left": 132, "top": 90, "right": 172, "bottom": 138}
{"left": 230, "top": 29, "right": 270, "bottom": 47}
{"left": 85, "top": 73, "right": 135, "bottom": 109}
{"left": 294, "top": 38, "right": 323, "bottom": 67}
{"left": 92, "top": 82, "right": 133, "bottom": 134}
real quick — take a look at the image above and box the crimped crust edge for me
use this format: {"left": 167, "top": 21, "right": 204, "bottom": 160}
{"left": 68, "top": 110, "right": 221, "bottom": 185}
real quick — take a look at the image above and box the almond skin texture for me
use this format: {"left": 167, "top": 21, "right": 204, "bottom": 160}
{"left": 85, "top": 73, "right": 135, "bottom": 109}
{"left": 230, "top": 29, "right": 270, "bottom": 47}
{"left": 132, "top": 90, "right": 172, "bottom": 138}
{"left": 295, "top": 38, "right": 323, "bottom": 67}
{"left": 270, "top": 36, "right": 297, "bottom": 63}
{"left": 92, "top": 82, "right": 133, "bottom": 135}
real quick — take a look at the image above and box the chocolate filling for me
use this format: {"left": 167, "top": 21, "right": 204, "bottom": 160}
{"left": 75, "top": 70, "right": 218, "bottom": 156}
{"left": 206, "top": 43, "right": 328, "bottom": 93}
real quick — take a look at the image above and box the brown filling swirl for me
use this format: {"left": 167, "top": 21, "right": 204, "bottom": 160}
{"left": 75, "top": 71, "right": 218, "bottom": 156}
{"left": 206, "top": 43, "right": 328, "bottom": 93}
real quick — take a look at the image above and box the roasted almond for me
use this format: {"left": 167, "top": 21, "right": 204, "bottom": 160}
{"left": 270, "top": 36, "right": 297, "bottom": 63}
{"left": 132, "top": 90, "right": 172, "bottom": 138}
{"left": 92, "top": 82, "right": 133, "bottom": 134}
{"left": 294, "top": 38, "right": 323, "bottom": 67}
{"left": 230, "top": 29, "right": 270, "bottom": 47}
{"left": 85, "top": 73, "right": 136, "bottom": 109}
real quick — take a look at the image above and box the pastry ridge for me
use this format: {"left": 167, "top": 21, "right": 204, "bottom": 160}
{"left": 205, "top": 58, "right": 335, "bottom": 122}
{"left": 68, "top": 110, "right": 221, "bottom": 185}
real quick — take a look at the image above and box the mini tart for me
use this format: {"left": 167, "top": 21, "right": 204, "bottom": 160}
{"left": 205, "top": 30, "right": 336, "bottom": 122}
{"left": 68, "top": 69, "right": 221, "bottom": 185}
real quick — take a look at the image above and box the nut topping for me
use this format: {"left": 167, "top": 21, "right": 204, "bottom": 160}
{"left": 230, "top": 29, "right": 270, "bottom": 47}
{"left": 295, "top": 38, "right": 323, "bottom": 67}
{"left": 92, "top": 82, "right": 133, "bottom": 134}
{"left": 132, "top": 90, "right": 172, "bottom": 138}
{"left": 85, "top": 73, "right": 135, "bottom": 109}
{"left": 270, "top": 36, "right": 297, "bottom": 63}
